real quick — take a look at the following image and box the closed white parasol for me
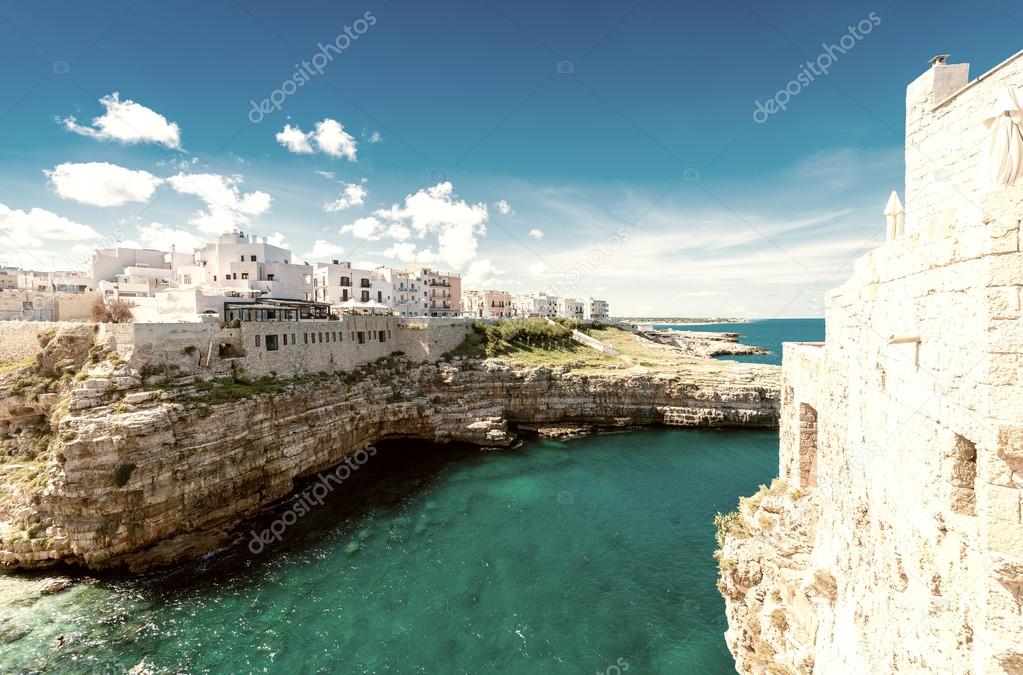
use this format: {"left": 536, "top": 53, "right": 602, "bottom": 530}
{"left": 983, "top": 86, "right": 1023, "bottom": 188}
{"left": 884, "top": 190, "right": 904, "bottom": 240}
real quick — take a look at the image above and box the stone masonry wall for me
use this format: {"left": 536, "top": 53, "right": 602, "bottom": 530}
{"left": 721, "top": 183, "right": 1023, "bottom": 673}
{"left": 92, "top": 317, "right": 473, "bottom": 380}
{"left": 904, "top": 50, "right": 1023, "bottom": 235}
{"left": 0, "top": 321, "right": 90, "bottom": 363}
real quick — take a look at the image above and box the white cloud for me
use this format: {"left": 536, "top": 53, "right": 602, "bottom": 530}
{"left": 314, "top": 170, "right": 335, "bottom": 179}
{"left": 314, "top": 119, "right": 358, "bottom": 160}
{"left": 45, "top": 162, "right": 163, "bottom": 207}
{"left": 463, "top": 259, "right": 500, "bottom": 288}
{"left": 528, "top": 261, "right": 550, "bottom": 276}
{"left": 277, "top": 118, "right": 358, "bottom": 161}
{"left": 137, "top": 222, "right": 203, "bottom": 251}
{"left": 495, "top": 199, "right": 512, "bottom": 215}
{"left": 267, "top": 232, "right": 288, "bottom": 248}
{"left": 528, "top": 228, "right": 544, "bottom": 239}
{"left": 381, "top": 242, "right": 439, "bottom": 265}
{"left": 340, "top": 216, "right": 384, "bottom": 240}
{"left": 62, "top": 92, "right": 181, "bottom": 149}
{"left": 367, "top": 131, "right": 382, "bottom": 143}
{"left": 0, "top": 203, "right": 100, "bottom": 248}
{"left": 386, "top": 224, "right": 411, "bottom": 241}
{"left": 373, "top": 182, "right": 488, "bottom": 271}
{"left": 323, "top": 181, "right": 367, "bottom": 212}
{"left": 304, "top": 239, "right": 346, "bottom": 260}
{"left": 167, "top": 173, "right": 272, "bottom": 234}
{"left": 275, "top": 124, "right": 313, "bottom": 154}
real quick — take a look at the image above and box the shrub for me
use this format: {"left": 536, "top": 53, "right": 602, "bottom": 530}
{"left": 91, "top": 297, "right": 135, "bottom": 323}
{"left": 714, "top": 510, "right": 747, "bottom": 549}
{"left": 477, "top": 318, "right": 574, "bottom": 353}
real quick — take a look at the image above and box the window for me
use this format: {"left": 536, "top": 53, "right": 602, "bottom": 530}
{"left": 213, "top": 275, "right": 217, "bottom": 281}
{"left": 377, "top": 291, "right": 383, "bottom": 303}
{"left": 342, "top": 289, "right": 349, "bottom": 301}
{"left": 182, "top": 274, "right": 192, "bottom": 285}
{"left": 360, "top": 278, "right": 370, "bottom": 288}
{"left": 250, "top": 255, "right": 257, "bottom": 262}
{"left": 282, "top": 334, "right": 288, "bottom": 346}
{"left": 379, "top": 331, "right": 386, "bottom": 343}
{"left": 240, "top": 255, "right": 245, "bottom": 261}
{"left": 266, "top": 334, "right": 279, "bottom": 351}
{"left": 304, "top": 333, "right": 308, "bottom": 344}
{"left": 241, "top": 273, "right": 249, "bottom": 280}
{"left": 255, "top": 335, "right": 261, "bottom": 347}
{"left": 292, "top": 333, "right": 297, "bottom": 345}
{"left": 332, "top": 331, "right": 337, "bottom": 342}
{"left": 267, "top": 274, "right": 275, "bottom": 281}
{"left": 340, "top": 276, "right": 350, "bottom": 286}
{"left": 361, "top": 291, "right": 370, "bottom": 302}
{"left": 950, "top": 435, "right": 977, "bottom": 516}
{"left": 357, "top": 331, "right": 366, "bottom": 345}
{"left": 798, "top": 403, "right": 818, "bottom": 488}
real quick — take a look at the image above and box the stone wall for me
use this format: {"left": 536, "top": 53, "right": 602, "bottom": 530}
{"left": 397, "top": 317, "right": 473, "bottom": 361}
{"left": 0, "top": 321, "right": 91, "bottom": 363}
{"left": 720, "top": 183, "right": 1023, "bottom": 671}
{"left": 904, "top": 50, "right": 1023, "bottom": 234}
{"left": 96, "top": 316, "right": 473, "bottom": 379}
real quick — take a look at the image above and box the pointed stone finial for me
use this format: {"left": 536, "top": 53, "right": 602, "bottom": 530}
{"left": 884, "top": 191, "right": 905, "bottom": 240}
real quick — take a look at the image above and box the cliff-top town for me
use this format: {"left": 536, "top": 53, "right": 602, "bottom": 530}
{"left": 0, "top": 231, "right": 609, "bottom": 324}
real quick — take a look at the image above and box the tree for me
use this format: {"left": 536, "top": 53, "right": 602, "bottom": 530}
{"left": 91, "top": 297, "right": 135, "bottom": 323}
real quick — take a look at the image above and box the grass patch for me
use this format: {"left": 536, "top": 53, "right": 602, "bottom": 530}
{"left": 191, "top": 376, "right": 289, "bottom": 404}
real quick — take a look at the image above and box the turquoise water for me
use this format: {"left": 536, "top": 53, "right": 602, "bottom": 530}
{"left": 0, "top": 429, "right": 778, "bottom": 674}
{"left": 655, "top": 318, "right": 825, "bottom": 365}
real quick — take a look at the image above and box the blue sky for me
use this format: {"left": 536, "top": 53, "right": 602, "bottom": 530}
{"left": 0, "top": 0, "right": 1020, "bottom": 316}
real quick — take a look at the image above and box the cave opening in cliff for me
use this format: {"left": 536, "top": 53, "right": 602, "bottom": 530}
{"left": 949, "top": 434, "right": 977, "bottom": 516}
{"left": 798, "top": 403, "right": 818, "bottom": 488}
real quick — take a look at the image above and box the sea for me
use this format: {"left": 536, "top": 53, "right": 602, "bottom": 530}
{"left": 0, "top": 319, "right": 825, "bottom": 674}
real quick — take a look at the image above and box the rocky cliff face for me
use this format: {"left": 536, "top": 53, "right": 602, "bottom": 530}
{"left": 0, "top": 329, "right": 779, "bottom": 572}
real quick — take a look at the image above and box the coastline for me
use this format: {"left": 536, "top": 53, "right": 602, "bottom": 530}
{"left": 0, "top": 323, "right": 781, "bottom": 573}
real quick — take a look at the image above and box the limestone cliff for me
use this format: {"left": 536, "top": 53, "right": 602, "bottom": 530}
{"left": 0, "top": 326, "right": 778, "bottom": 572}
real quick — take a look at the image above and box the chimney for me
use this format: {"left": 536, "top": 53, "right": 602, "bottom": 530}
{"left": 908, "top": 53, "right": 969, "bottom": 108}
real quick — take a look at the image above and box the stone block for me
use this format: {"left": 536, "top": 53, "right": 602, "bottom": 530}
{"left": 987, "top": 253, "right": 1023, "bottom": 286}
{"left": 981, "top": 484, "right": 1022, "bottom": 523}
{"left": 987, "top": 286, "right": 1021, "bottom": 319}
{"left": 986, "top": 520, "right": 1023, "bottom": 557}
{"left": 997, "top": 424, "right": 1023, "bottom": 462}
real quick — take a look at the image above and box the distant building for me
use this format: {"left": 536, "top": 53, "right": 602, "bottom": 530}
{"left": 513, "top": 292, "right": 559, "bottom": 318}
{"left": 557, "top": 297, "right": 585, "bottom": 320}
{"left": 311, "top": 261, "right": 391, "bottom": 309}
{"left": 408, "top": 266, "right": 461, "bottom": 317}
{"left": 463, "top": 289, "right": 513, "bottom": 318}
{"left": 584, "top": 297, "right": 610, "bottom": 321}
